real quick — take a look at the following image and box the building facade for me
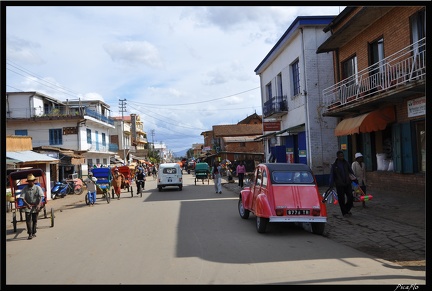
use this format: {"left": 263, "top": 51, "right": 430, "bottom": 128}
{"left": 255, "top": 16, "right": 339, "bottom": 184}
{"left": 317, "top": 6, "right": 425, "bottom": 194}
{"left": 5, "top": 91, "right": 116, "bottom": 180}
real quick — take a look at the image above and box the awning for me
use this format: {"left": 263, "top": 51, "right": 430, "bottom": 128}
{"left": 6, "top": 150, "right": 60, "bottom": 164}
{"left": 60, "top": 151, "right": 84, "bottom": 165}
{"left": 254, "top": 131, "right": 277, "bottom": 141}
{"left": 334, "top": 107, "right": 395, "bottom": 136}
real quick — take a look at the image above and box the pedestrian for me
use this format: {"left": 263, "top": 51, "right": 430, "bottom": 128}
{"left": 112, "top": 167, "right": 125, "bottom": 200}
{"left": 135, "top": 167, "right": 146, "bottom": 194}
{"left": 21, "top": 173, "right": 44, "bottom": 240}
{"left": 212, "top": 160, "right": 222, "bottom": 194}
{"left": 236, "top": 161, "right": 246, "bottom": 188}
{"left": 152, "top": 165, "right": 157, "bottom": 180}
{"left": 329, "top": 150, "right": 356, "bottom": 218}
{"left": 84, "top": 171, "right": 97, "bottom": 206}
{"left": 352, "top": 152, "right": 367, "bottom": 208}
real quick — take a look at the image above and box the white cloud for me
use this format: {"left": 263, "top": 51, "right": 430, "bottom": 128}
{"left": 5, "top": 5, "right": 344, "bottom": 152}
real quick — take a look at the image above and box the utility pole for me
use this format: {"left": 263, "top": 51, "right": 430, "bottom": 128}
{"left": 119, "top": 99, "right": 127, "bottom": 164}
{"left": 151, "top": 129, "right": 155, "bottom": 151}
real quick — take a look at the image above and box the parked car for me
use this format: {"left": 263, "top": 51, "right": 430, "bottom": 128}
{"left": 238, "top": 163, "right": 327, "bottom": 235}
{"left": 157, "top": 163, "right": 183, "bottom": 191}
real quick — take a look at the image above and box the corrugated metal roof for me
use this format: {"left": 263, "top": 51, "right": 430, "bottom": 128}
{"left": 6, "top": 151, "right": 59, "bottom": 164}
{"left": 223, "top": 136, "right": 261, "bottom": 143}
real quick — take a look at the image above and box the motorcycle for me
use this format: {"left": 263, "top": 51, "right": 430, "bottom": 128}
{"left": 51, "top": 180, "right": 83, "bottom": 199}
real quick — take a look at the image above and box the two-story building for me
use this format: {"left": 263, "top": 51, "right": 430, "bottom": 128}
{"left": 317, "top": 6, "right": 425, "bottom": 195}
{"left": 254, "top": 16, "right": 339, "bottom": 185}
{"left": 6, "top": 91, "right": 117, "bottom": 181}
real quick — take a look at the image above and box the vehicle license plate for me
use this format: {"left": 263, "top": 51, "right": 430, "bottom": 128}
{"left": 168, "top": 178, "right": 172, "bottom": 182}
{"left": 287, "top": 209, "right": 310, "bottom": 215}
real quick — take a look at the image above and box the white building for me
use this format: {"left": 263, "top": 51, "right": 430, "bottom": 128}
{"left": 6, "top": 91, "right": 116, "bottom": 180}
{"left": 254, "top": 16, "right": 339, "bottom": 184}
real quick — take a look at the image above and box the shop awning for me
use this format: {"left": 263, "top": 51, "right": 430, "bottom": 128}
{"left": 6, "top": 150, "right": 60, "bottom": 164}
{"left": 334, "top": 107, "right": 395, "bottom": 136}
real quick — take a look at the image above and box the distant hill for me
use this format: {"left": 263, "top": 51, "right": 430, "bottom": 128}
{"left": 173, "top": 148, "right": 188, "bottom": 158}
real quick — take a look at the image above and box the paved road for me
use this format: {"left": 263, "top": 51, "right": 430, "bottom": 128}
{"left": 7, "top": 173, "right": 425, "bottom": 271}
{"left": 5, "top": 174, "right": 426, "bottom": 285}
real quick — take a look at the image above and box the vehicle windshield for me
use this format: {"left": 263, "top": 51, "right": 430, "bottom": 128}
{"left": 271, "top": 170, "right": 314, "bottom": 184}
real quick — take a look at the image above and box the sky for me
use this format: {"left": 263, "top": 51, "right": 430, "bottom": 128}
{"left": 5, "top": 4, "right": 345, "bottom": 153}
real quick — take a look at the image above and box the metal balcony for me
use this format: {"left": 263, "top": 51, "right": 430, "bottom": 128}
{"left": 323, "top": 37, "right": 425, "bottom": 116}
{"left": 263, "top": 95, "right": 288, "bottom": 118}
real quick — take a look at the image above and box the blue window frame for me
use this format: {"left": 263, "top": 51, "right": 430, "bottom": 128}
{"left": 87, "top": 128, "right": 92, "bottom": 144}
{"left": 291, "top": 60, "right": 300, "bottom": 96}
{"left": 102, "top": 132, "right": 106, "bottom": 146}
{"left": 49, "top": 129, "right": 63, "bottom": 145}
{"left": 15, "top": 129, "right": 28, "bottom": 136}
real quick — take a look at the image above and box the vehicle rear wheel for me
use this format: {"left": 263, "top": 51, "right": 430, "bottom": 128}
{"left": 256, "top": 216, "right": 268, "bottom": 233}
{"left": 238, "top": 198, "right": 250, "bottom": 219}
{"left": 85, "top": 193, "right": 89, "bottom": 205}
{"left": 311, "top": 222, "right": 325, "bottom": 235}
{"left": 106, "top": 191, "right": 111, "bottom": 203}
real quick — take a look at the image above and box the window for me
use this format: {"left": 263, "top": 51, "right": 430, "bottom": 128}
{"left": 266, "top": 82, "right": 272, "bottom": 101}
{"left": 15, "top": 129, "right": 28, "bottom": 136}
{"left": 240, "top": 142, "right": 246, "bottom": 147}
{"left": 410, "top": 9, "right": 425, "bottom": 48}
{"left": 277, "top": 73, "right": 283, "bottom": 96}
{"left": 342, "top": 55, "right": 359, "bottom": 97}
{"left": 291, "top": 60, "right": 300, "bottom": 96}
{"left": 49, "top": 129, "right": 62, "bottom": 145}
{"left": 262, "top": 169, "right": 268, "bottom": 188}
{"left": 95, "top": 130, "right": 99, "bottom": 151}
{"left": 88, "top": 159, "right": 93, "bottom": 168}
{"left": 87, "top": 128, "right": 92, "bottom": 144}
{"left": 342, "top": 56, "right": 358, "bottom": 80}
{"left": 368, "top": 38, "right": 384, "bottom": 90}
{"left": 102, "top": 133, "right": 106, "bottom": 146}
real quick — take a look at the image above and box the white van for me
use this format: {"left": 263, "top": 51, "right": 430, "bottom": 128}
{"left": 157, "top": 163, "right": 183, "bottom": 191}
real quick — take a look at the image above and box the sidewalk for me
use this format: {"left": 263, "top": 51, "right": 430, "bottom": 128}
{"left": 222, "top": 178, "right": 426, "bottom": 270}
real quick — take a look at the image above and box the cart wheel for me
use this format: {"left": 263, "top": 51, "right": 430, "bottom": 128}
{"left": 43, "top": 205, "right": 47, "bottom": 218}
{"left": 85, "top": 193, "right": 90, "bottom": 205}
{"left": 50, "top": 208, "right": 55, "bottom": 227}
{"left": 74, "top": 185, "right": 83, "bottom": 195}
{"left": 106, "top": 191, "right": 111, "bottom": 203}
{"left": 12, "top": 211, "right": 17, "bottom": 233}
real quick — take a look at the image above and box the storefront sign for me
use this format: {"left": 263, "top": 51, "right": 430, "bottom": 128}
{"left": 263, "top": 122, "right": 281, "bottom": 131}
{"left": 407, "top": 96, "right": 426, "bottom": 117}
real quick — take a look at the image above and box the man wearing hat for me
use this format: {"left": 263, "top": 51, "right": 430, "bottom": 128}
{"left": 21, "top": 173, "right": 45, "bottom": 240}
{"left": 352, "top": 152, "right": 367, "bottom": 207}
{"left": 84, "top": 171, "right": 97, "bottom": 206}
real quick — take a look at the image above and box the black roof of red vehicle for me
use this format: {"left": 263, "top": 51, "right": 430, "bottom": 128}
{"left": 259, "top": 163, "right": 313, "bottom": 173}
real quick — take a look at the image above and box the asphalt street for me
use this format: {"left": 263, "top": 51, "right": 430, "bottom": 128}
{"left": 6, "top": 173, "right": 426, "bottom": 272}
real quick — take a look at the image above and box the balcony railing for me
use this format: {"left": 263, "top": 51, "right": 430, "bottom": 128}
{"left": 323, "top": 37, "right": 426, "bottom": 110}
{"left": 85, "top": 108, "right": 115, "bottom": 126}
{"left": 263, "top": 95, "right": 288, "bottom": 118}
